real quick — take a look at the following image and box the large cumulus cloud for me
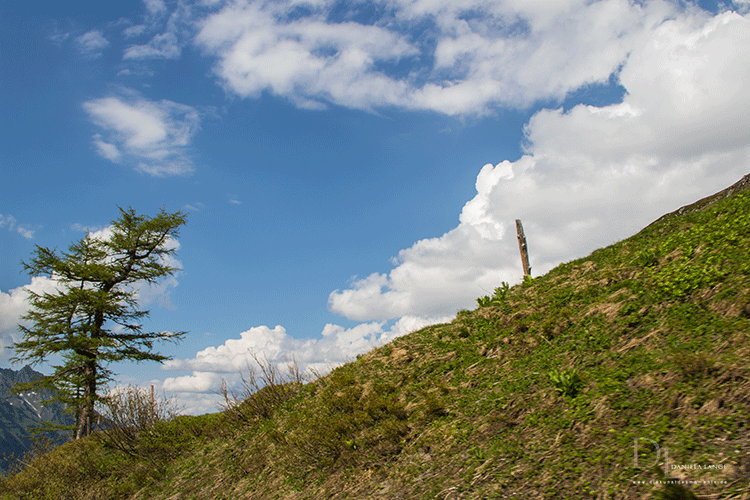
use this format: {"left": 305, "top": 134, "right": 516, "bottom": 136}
{"left": 328, "top": 9, "right": 750, "bottom": 321}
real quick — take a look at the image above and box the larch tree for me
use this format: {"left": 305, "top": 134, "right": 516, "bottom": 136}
{"left": 11, "top": 207, "right": 188, "bottom": 439}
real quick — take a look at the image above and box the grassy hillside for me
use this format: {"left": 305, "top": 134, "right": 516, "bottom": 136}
{"left": 2, "top": 182, "right": 750, "bottom": 500}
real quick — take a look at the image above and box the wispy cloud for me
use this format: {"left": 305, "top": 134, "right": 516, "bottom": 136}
{"left": 120, "top": 0, "right": 194, "bottom": 61}
{"left": 183, "top": 202, "right": 205, "bottom": 212}
{"left": 0, "top": 214, "right": 35, "bottom": 239}
{"left": 71, "top": 223, "right": 107, "bottom": 233}
{"left": 124, "top": 32, "right": 181, "bottom": 59}
{"left": 144, "top": 0, "right": 167, "bottom": 17}
{"left": 75, "top": 30, "right": 110, "bottom": 58}
{"left": 47, "top": 23, "right": 71, "bottom": 46}
{"left": 123, "top": 24, "right": 148, "bottom": 38}
{"left": 83, "top": 90, "right": 201, "bottom": 176}
{"left": 15, "top": 227, "right": 34, "bottom": 240}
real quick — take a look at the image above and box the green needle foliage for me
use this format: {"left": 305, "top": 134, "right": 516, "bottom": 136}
{"left": 11, "top": 207, "right": 188, "bottom": 440}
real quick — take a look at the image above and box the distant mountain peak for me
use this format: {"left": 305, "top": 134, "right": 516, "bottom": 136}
{"left": 0, "top": 365, "right": 73, "bottom": 472}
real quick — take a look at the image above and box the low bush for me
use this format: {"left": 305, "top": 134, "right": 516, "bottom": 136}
{"left": 96, "top": 384, "right": 179, "bottom": 462}
{"left": 218, "top": 352, "right": 309, "bottom": 425}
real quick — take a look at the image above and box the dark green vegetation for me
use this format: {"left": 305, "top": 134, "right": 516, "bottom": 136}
{"left": 2, "top": 186, "right": 750, "bottom": 499}
{"left": 12, "top": 207, "right": 187, "bottom": 439}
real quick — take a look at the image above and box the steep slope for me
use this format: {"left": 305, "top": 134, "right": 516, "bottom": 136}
{"left": 2, "top": 179, "right": 749, "bottom": 500}
{"left": 0, "top": 366, "right": 73, "bottom": 472}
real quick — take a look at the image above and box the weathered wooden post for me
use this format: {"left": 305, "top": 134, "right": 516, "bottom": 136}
{"left": 515, "top": 219, "right": 531, "bottom": 277}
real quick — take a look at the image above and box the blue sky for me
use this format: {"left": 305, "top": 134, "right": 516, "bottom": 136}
{"left": 2, "top": 0, "right": 749, "bottom": 414}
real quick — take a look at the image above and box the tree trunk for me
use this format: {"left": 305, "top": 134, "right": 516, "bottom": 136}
{"left": 76, "top": 359, "right": 97, "bottom": 439}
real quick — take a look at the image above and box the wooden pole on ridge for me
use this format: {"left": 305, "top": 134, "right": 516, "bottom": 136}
{"left": 515, "top": 219, "right": 531, "bottom": 278}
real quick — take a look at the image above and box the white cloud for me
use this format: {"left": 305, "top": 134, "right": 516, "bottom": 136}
{"left": 0, "top": 279, "right": 54, "bottom": 335}
{"left": 15, "top": 227, "right": 35, "bottom": 240}
{"left": 328, "top": 8, "right": 750, "bottom": 322}
{"left": 142, "top": 378, "right": 224, "bottom": 415}
{"left": 75, "top": 30, "right": 110, "bottom": 58}
{"left": 194, "top": 0, "right": 681, "bottom": 115}
{"left": 92, "top": 134, "right": 123, "bottom": 162}
{"left": 0, "top": 277, "right": 62, "bottom": 364}
{"left": 196, "top": 1, "right": 418, "bottom": 111}
{"left": 116, "top": 66, "right": 156, "bottom": 77}
{"left": 124, "top": 32, "right": 181, "bottom": 59}
{"left": 131, "top": 264, "right": 181, "bottom": 310}
{"left": 120, "top": 0, "right": 196, "bottom": 61}
{"left": 328, "top": 221, "right": 521, "bottom": 321}
{"left": 0, "top": 214, "right": 18, "bottom": 231}
{"left": 123, "top": 24, "right": 148, "bottom": 38}
{"left": 144, "top": 0, "right": 167, "bottom": 17}
{"left": 71, "top": 222, "right": 107, "bottom": 233}
{"left": 730, "top": 0, "right": 750, "bottom": 13}
{"left": 522, "top": 10, "right": 750, "bottom": 167}
{"left": 0, "top": 214, "right": 35, "bottom": 239}
{"left": 183, "top": 202, "right": 205, "bottom": 212}
{"left": 48, "top": 26, "right": 71, "bottom": 46}
{"left": 163, "top": 371, "right": 221, "bottom": 392}
{"left": 165, "top": 325, "right": 298, "bottom": 375}
{"left": 83, "top": 91, "right": 201, "bottom": 176}
{"left": 162, "top": 315, "right": 450, "bottom": 400}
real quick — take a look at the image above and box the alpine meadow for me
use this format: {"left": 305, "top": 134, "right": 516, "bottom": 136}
{"left": 2, "top": 0, "right": 750, "bottom": 498}
{"left": 2, "top": 177, "right": 749, "bottom": 499}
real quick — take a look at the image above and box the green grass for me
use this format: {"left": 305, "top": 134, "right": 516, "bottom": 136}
{"left": 2, "top": 190, "right": 750, "bottom": 500}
